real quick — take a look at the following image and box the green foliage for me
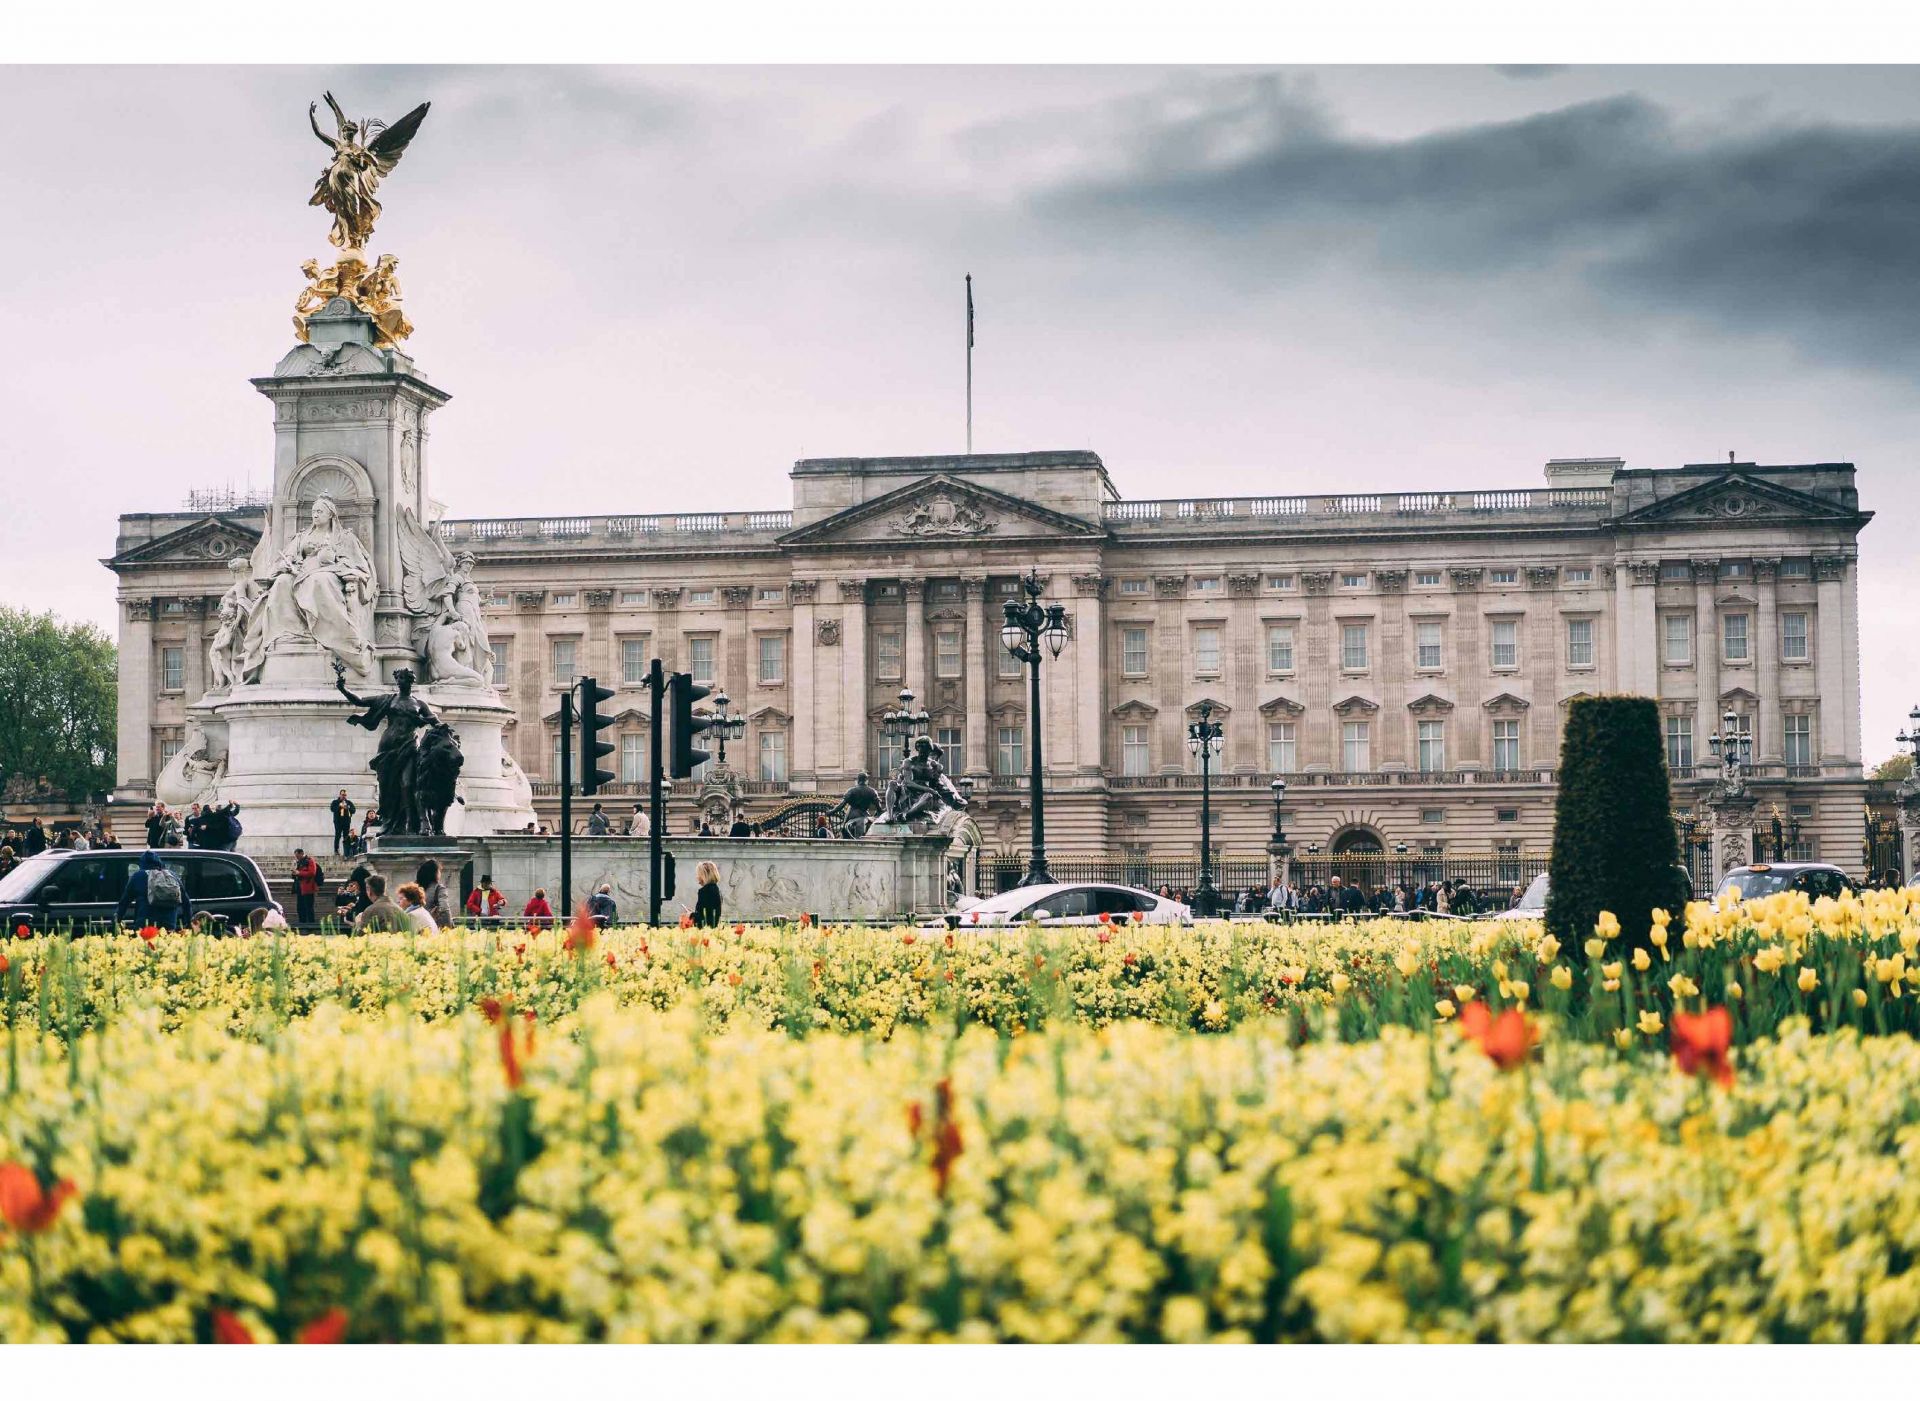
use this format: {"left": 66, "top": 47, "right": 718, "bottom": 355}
{"left": 1545, "top": 695, "right": 1690, "bottom": 955}
{"left": 1871, "top": 753, "right": 1914, "bottom": 782}
{"left": 0, "top": 606, "right": 117, "bottom": 801}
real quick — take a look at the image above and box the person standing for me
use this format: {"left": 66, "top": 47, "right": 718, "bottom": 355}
{"left": 144, "top": 804, "right": 167, "bottom": 849}
{"left": 329, "top": 789, "right": 356, "bottom": 857}
{"left": 291, "top": 848, "right": 323, "bottom": 927}
{"left": 23, "top": 818, "right": 47, "bottom": 857}
{"left": 691, "top": 860, "right": 723, "bottom": 928}
{"left": 116, "top": 850, "right": 191, "bottom": 931}
{"left": 415, "top": 859, "right": 452, "bottom": 928}
{"left": 728, "top": 815, "right": 752, "bottom": 838}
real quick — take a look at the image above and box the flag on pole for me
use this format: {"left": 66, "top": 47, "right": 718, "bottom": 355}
{"left": 967, "top": 273, "right": 974, "bottom": 349}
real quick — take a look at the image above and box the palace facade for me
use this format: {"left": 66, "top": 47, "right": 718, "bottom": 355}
{"left": 108, "top": 450, "right": 1873, "bottom": 882}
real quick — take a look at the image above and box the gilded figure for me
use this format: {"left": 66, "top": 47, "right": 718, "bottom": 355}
{"left": 308, "top": 91, "right": 431, "bottom": 252}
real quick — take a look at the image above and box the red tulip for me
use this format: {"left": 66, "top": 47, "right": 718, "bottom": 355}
{"left": 0, "top": 1161, "right": 76, "bottom": 1235}
{"left": 1458, "top": 1003, "right": 1537, "bottom": 1071}
{"left": 903, "top": 933, "right": 916, "bottom": 945}
{"left": 563, "top": 906, "right": 597, "bottom": 952}
{"left": 0, "top": 954, "right": 8, "bottom": 975}
{"left": 1097, "top": 929, "right": 1112, "bottom": 943}
{"left": 678, "top": 913, "right": 695, "bottom": 930}
{"left": 298, "top": 1308, "right": 349, "bottom": 1344}
{"left": 12, "top": 924, "right": 30, "bottom": 940}
{"left": 139, "top": 925, "right": 159, "bottom": 945}
{"left": 733, "top": 923, "right": 746, "bottom": 935}
{"left": 1672, "top": 1006, "right": 1735, "bottom": 1088}
{"left": 930, "top": 1078, "right": 963, "bottom": 1197}
{"left": 211, "top": 1310, "right": 256, "bottom": 1344}
{"left": 1097, "top": 911, "right": 1112, "bottom": 924}
{"left": 1131, "top": 911, "right": 1144, "bottom": 924}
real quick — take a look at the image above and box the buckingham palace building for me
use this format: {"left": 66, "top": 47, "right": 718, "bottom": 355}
{"left": 107, "top": 449, "right": 1873, "bottom": 888}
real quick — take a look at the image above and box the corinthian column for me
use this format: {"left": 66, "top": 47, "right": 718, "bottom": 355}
{"left": 838, "top": 578, "right": 868, "bottom": 779}
{"left": 1072, "top": 573, "right": 1108, "bottom": 774}
{"left": 963, "top": 576, "right": 989, "bottom": 776}
{"left": 117, "top": 597, "right": 156, "bottom": 797}
{"left": 902, "top": 577, "right": 926, "bottom": 694}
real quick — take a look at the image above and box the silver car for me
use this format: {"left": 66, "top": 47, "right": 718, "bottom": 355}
{"left": 930, "top": 882, "right": 1190, "bottom": 930}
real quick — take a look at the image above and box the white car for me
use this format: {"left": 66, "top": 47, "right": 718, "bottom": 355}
{"left": 1491, "top": 873, "right": 1549, "bottom": 921}
{"left": 927, "top": 882, "right": 1191, "bottom": 930}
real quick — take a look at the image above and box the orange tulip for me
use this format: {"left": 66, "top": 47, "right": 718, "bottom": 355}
{"left": 298, "top": 1308, "right": 349, "bottom": 1344}
{"left": 563, "top": 906, "right": 598, "bottom": 952}
{"left": 0, "top": 1161, "right": 76, "bottom": 1235}
{"left": 678, "top": 913, "right": 694, "bottom": 930}
{"left": 211, "top": 1310, "right": 256, "bottom": 1344}
{"left": 1458, "top": 1002, "right": 1537, "bottom": 1071}
{"left": 1672, "top": 1005, "right": 1735, "bottom": 1088}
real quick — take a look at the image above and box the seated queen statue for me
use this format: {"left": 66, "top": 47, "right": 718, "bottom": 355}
{"left": 244, "top": 494, "right": 377, "bottom": 676}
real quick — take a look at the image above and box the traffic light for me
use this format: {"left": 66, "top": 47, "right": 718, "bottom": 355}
{"left": 578, "top": 676, "right": 616, "bottom": 795}
{"left": 668, "top": 671, "right": 713, "bottom": 778}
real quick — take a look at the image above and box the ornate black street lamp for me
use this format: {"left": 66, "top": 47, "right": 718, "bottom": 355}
{"left": 1269, "top": 778, "right": 1288, "bottom": 844}
{"left": 1186, "top": 699, "right": 1225, "bottom": 916}
{"left": 1000, "top": 571, "right": 1069, "bottom": 885}
{"left": 707, "top": 689, "right": 747, "bottom": 767}
{"left": 880, "top": 683, "right": 931, "bottom": 763}
{"left": 1707, "top": 708, "right": 1753, "bottom": 785}
{"left": 1897, "top": 704, "right": 1920, "bottom": 765}
{"left": 1394, "top": 841, "right": 1410, "bottom": 890}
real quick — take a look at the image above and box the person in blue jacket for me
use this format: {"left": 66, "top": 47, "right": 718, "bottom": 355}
{"left": 116, "top": 850, "right": 192, "bottom": 930}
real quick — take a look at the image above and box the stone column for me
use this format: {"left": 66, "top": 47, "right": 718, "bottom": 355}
{"left": 1153, "top": 574, "right": 1188, "bottom": 771}
{"left": 181, "top": 598, "right": 209, "bottom": 705}
{"left": 722, "top": 585, "right": 753, "bottom": 708}
{"left": 1623, "top": 560, "right": 1659, "bottom": 699}
{"left": 1227, "top": 572, "right": 1261, "bottom": 771}
{"left": 1300, "top": 572, "right": 1335, "bottom": 769}
{"left": 963, "top": 576, "right": 990, "bottom": 776}
{"left": 585, "top": 589, "right": 614, "bottom": 691}
{"left": 1826, "top": 555, "right": 1862, "bottom": 771}
{"left": 1375, "top": 570, "right": 1409, "bottom": 769}
{"left": 512, "top": 591, "right": 549, "bottom": 774}
{"left": 1072, "top": 573, "right": 1108, "bottom": 774}
{"left": 117, "top": 597, "right": 156, "bottom": 796}
{"left": 1524, "top": 566, "right": 1559, "bottom": 765}
{"left": 901, "top": 577, "right": 927, "bottom": 699}
{"left": 1812, "top": 557, "right": 1848, "bottom": 766}
{"left": 1752, "top": 558, "right": 1780, "bottom": 765}
{"left": 1692, "top": 559, "right": 1721, "bottom": 749}
{"left": 838, "top": 578, "right": 868, "bottom": 779}
{"left": 790, "top": 581, "right": 818, "bottom": 784}
{"left": 1448, "top": 569, "right": 1483, "bottom": 765}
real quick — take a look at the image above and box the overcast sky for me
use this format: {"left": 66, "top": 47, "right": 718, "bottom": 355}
{"left": 0, "top": 64, "right": 1912, "bottom": 761}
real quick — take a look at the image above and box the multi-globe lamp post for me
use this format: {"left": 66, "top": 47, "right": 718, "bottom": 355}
{"left": 1186, "top": 698, "right": 1225, "bottom": 917}
{"left": 706, "top": 689, "right": 748, "bottom": 767}
{"left": 1707, "top": 708, "right": 1753, "bottom": 784}
{"left": 1897, "top": 704, "right": 1920, "bottom": 766}
{"left": 1000, "top": 570, "right": 1070, "bottom": 886}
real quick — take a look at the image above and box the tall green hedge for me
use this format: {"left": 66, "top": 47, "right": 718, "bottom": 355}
{"left": 1546, "top": 695, "right": 1692, "bottom": 956}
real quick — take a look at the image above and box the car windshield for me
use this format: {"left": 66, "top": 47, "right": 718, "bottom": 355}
{"left": 1718, "top": 869, "right": 1795, "bottom": 900}
{"left": 967, "top": 887, "right": 1063, "bottom": 914}
{"left": 0, "top": 853, "right": 65, "bottom": 903}
{"left": 1515, "top": 874, "right": 1549, "bottom": 911}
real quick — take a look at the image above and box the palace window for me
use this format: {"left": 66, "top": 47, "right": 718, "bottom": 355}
{"left": 619, "top": 590, "right": 647, "bottom": 605}
{"left": 877, "top": 732, "right": 904, "bottom": 779}
{"left": 1566, "top": 617, "right": 1594, "bottom": 668}
{"left": 875, "top": 626, "right": 903, "bottom": 681}
{"left": 1415, "top": 570, "right": 1442, "bottom": 587}
{"left": 996, "top": 638, "right": 1021, "bottom": 678}
{"left": 1265, "top": 574, "right": 1295, "bottom": 591}
{"left": 1784, "top": 714, "right": 1813, "bottom": 767}
{"left": 491, "top": 639, "right": 510, "bottom": 688}
{"left": 551, "top": 592, "right": 577, "bottom": 609}
{"left": 1496, "top": 843, "right": 1522, "bottom": 885}
{"left": 160, "top": 647, "right": 184, "bottom": 692}
{"left": 686, "top": 636, "right": 715, "bottom": 685}
{"left": 1267, "top": 722, "right": 1296, "bottom": 773}
{"left": 935, "top": 726, "right": 964, "bottom": 777}
{"left": 1780, "top": 558, "right": 1811, "bottom": 578}
{"left": 1660, "top": 561, "right": 1691, "bottom": 581}
{"left": 1663, "top": 614, "right": 1692, "bottom": 666}
{"left": 1340, "top": 623, "right": 1369, "bottom": 671}
{"left": 1421, "top": 808, "right": 1445, "bottom": 824}
{"left": 1341, "top": 720, "right": 1371, "bottom": 772}
{"left": 933, "top": 581, "right": 960, "bottom": 600}
{"left": 1415, "top": 622, "right": 1443, "bottom": 670}
{"left": 1121, "top": 627, "right": 1149, "bottom": 677}
{"left": 1417, "top": 720, "right": 1446, "bottom": 773}
{"left": 1341, "top": 572, "right": 1367, "bottom": 589}
{"left": 621, "top": 638, "right": 647, "bottom": 686}
{"left": 1491, "top": 718, "right": 1521, "bottom": 772}
{"left": 620, "top": 733, "right": 645, "bottom": 784}
{"left": 1193, "top": 627, "right": 1221, "bottom": 676}
{"left": 1122, "top": 724, "right": 1151, "bottom": 777}
{"left": 995, "top": 725, "right": 1026, "bottom": 776}
{"left": 550, "top": 639, "right": 576, "bottom": 685}
{"left": 1721, "top": 560, "right": 1748, "bottom": 579}
{"left": 1565, "top": 567, "right": 1593, "bottom": 584}
{"left": 1266, "top": 624, "right": 1294, "bottom": 673}
{"left": 1781, "top": 612, "right": 1809, "bottom": 662}
{"left": 1722, "top": 613, "right": 1750, "bottom": 662}
{"left": 1120, "top": 578, "right": 1149, "bottom": 595}
{"left": 1490, "top": 568, "right": 1518, "bottom": 585}
{"left": 758, "top": 634, "right": 785, "bottom": 684}
{"left": 758, "top": 730, "right": 788, "bottom": 782}
{"left": 688, "top": 588, "right": 714, "bottom": 604}
{"left": 1490, "top": 620, "right": 1518, "bottom": 670}
{"left": 1194, "top": 577, "right": 1221, "bottom": 593}
{"left": 757, "top": 587, "right": 784, "bottom": 603}
{"left": 934, "top": 627, "right": 962, "bottom": 679}
{"left": 1667, "top": 715, "right": 1693, "bottom": 771}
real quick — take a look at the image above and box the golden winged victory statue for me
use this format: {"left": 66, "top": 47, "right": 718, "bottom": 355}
{"left": 294, "top": 92, "right": 430, "bottom": 347}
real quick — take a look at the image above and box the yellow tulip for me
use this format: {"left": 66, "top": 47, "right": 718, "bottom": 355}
{"left": 1330, "top": 972, "right": 1352, "bottom": 996}
{"left": 1453, "top": 984, "right": 1476, "bottom": 1003}
{"left": 1853, "top": 988, "right": 1869, "bottom": 1008}
{"left": 1727, "top": 981, "right": 1743, "bottom": 1001}
{"left": 1584, "top": 938, "right": 1606, "bottom": 960}
{"left": 1595, "top": 911, "right": 1621, "bottom": 940}
{"left": 1614, "top": 1027, "right": 1634, "bottom": 1049}
{"left": 1551, "top": 965, "right": 1573, "bottom": 992}
{"left": 1603, "top": 979, "right": 1621, "bottom": 992}
{"left": 1797, "top": 967, "right": 1819, "bottom": 994}
{"left": 1755, "top": 946, "right": 1786, "bottom": 974}
{"left": 1602, "top": 962, "right": 1623, "bottom": 980}
{"left": 1536, "top": 934, "right": 1561, "bottom": 964}
{"left": 1632, "top": 948, "right": 1651, "bottom": 973}
{"left": 1668, "top": 973, "right": 1698, "bottom": 999}
{"left": 1435, "top": 999, "right": 1456, "bottom": 1020}
{"left": 1394, "top": 947, "right": 1419, "bottom": 979}
{"left": 1650, "top": 926, "right": 1669, "bottom": 951}
{"left": 1637, "top": 1009, "right": 1664, "bottom": 1035}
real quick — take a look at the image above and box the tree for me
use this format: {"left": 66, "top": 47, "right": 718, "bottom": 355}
{"left": 1871, "top": 753, "right": 1914, "bottom": 783}
{"left": 0, "top": 607, "right": 117, "bottom": 802}
{"left": 1546, "top": 695, "right": 1692, "bottom": 957}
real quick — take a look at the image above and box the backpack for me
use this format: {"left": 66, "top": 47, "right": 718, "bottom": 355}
{"left": 146, "top": 866, "right": 184, "bottom": 912}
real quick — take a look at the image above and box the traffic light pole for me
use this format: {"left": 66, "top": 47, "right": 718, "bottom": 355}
{"left": 648, "top": 657, "right": 665, "bottom": 927}
{"left": 559, "top": 688, "right": 574, "bottom": 918}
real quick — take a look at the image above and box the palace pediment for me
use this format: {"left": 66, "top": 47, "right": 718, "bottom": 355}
{"left": 779, "top": 474, "right": 1103, "bottom": 549}
{"left": 106, "top": 515, "right": 263, "bottom": 571}
{"left": 1615, "top": 472, "right": 1864, "bottom": 530}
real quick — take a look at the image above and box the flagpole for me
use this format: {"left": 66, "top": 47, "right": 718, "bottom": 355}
{"left": 965, "top": 273, "right": 974, "bottom": 455}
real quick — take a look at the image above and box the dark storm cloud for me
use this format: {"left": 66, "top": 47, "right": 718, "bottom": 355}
{"left": 1043, "top": 85, "right": 1920, "bottom": 367}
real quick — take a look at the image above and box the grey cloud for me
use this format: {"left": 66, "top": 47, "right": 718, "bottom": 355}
{"left": 1493, "top": 65, "right": 1569, "bottom": 79}
{"left": 1041, "top": 85, "right": 1920, "bottom": 368}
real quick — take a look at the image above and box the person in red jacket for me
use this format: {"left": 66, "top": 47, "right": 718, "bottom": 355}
{"left": 291, "top": 848, "right": 323, "bottom": 927}
{"left": 465, "top": 875, "right": 507, "bottom": 921}
{"left": 522, "top": 886, "right": 552, "bottom": 933}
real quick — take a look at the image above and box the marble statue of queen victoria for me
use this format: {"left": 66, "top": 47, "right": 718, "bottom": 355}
{"left": 244, "top": 494, "right": 377, "bottom": 676}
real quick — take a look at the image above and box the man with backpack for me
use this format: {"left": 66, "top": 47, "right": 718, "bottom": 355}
{"left": 116, "top": 850, "right": 191, "bottom": 930}
{"left": 292, "top": 848, "right": 324, "bottom": 927}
